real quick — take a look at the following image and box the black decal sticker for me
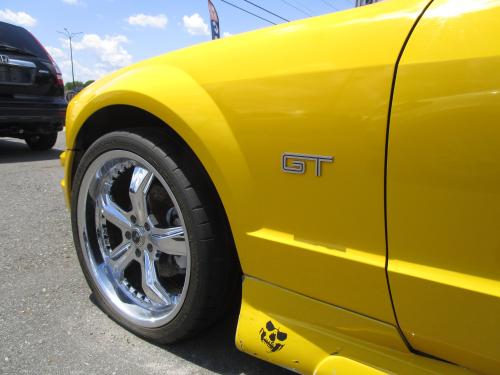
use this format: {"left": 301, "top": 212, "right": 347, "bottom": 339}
{"left": 259, "top": 320, "right": 288, "bottom": 353}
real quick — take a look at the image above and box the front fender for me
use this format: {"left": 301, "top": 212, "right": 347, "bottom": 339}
{"left": 65, "top": 62, "right": 254, "bottom": 250}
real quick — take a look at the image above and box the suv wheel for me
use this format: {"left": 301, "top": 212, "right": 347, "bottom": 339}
{"left": 71, "top": 129, "right": 239, "bottom": 343}
{"left": 25, "top": 133, "right": 58, "bottom": 150}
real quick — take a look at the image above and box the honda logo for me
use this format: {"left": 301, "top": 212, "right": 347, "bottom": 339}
{"left": 0, "top": 55, "right": 9, "bottom": 64}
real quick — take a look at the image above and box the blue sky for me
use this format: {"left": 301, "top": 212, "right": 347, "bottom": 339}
{"left": 0, "top": 0, "right": 354, "bottom": 83}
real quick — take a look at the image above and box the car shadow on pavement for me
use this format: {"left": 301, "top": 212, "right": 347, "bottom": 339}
{"left": 0, "top": 138, "right": 63, "bottom": 164}
{"left": 162, "top": 311, "right": 293, "bottom": 374}
{"left": 89, "top": 293, "right": 292, "bottom": 375}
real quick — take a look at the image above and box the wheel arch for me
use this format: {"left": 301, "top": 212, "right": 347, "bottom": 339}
{"left": 67, "top": 63, "right": 253, "bottom": 203}
{"left": 66, "top": 66, "right": 251, "bottom": 273}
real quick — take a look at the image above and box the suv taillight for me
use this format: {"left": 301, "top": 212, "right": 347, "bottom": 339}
{"left": 51, "top": 59, "right": 64, "bottom": 87}
{"left": 29, "top": 31, "right": 64, "bottom": 87}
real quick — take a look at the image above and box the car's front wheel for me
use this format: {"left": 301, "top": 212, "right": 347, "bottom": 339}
{"left": 71, "top": 129, "right": 239, "bottom": 343}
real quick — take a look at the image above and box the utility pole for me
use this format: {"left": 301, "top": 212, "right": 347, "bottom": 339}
{"left": 57, "top": 28, "right": 82, "bottom": 87}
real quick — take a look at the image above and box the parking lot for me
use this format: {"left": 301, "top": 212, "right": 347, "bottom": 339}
{"left": 0, "top": 133, "right": 288, "bottom": 375}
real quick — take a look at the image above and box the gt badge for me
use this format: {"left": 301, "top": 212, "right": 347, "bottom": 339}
{"left": 282, "top": 153, "right": 334, "bottom": 177}
{"left": 260, "top": 320, "right": 288, "bottom": 353}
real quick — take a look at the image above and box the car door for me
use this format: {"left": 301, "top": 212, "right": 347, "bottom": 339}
{"left": 387, "top": 1, "right": 500, "bottom": 373}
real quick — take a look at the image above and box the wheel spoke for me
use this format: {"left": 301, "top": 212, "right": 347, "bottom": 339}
{"left": 110, "top": 240, "right": 132, "bottom": 261}
{"left": 140, "top": 251, "right": 171, "bottom": 305}
{"left": 150, "top": 226, "right": 187, "bottom": 257}
{"left": 108, "top": 241, "right": 134, "bottom": 277}
{"left": 99, "top": 194, "right": 132, "bottom": 231}
{"left": 129, "top": 166, "right": 153, "bottom": 224}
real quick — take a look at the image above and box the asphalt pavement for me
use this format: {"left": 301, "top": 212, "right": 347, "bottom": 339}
{"left": 0, "top": 132, "right": 289, "bottom": 375}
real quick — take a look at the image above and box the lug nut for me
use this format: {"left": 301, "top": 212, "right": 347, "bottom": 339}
{"left": 147, "top": 243, "right": 153, "bottom": 252}
{"left": 125, "top": 231, "right": 131, "bottom": 240}
{"left": 135, "top": 248, "right": 141, "bottom": 257}
{"left": 144, "top": 223, "right": 150, "bottom": 231}
{"left": 131, "top": 215, "right": 137, "bottom": 224}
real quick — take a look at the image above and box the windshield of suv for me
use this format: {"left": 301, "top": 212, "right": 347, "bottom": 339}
{"left": 0, "top": 21, "right": 49, "bottom": 60}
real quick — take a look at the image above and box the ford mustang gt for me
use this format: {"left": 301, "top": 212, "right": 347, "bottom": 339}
{"left": 61, "top": 0, "right": 500, "bottom": 373}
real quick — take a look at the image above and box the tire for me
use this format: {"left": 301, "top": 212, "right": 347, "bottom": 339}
{"left": 25, "top": 133, "right": 58, "bottom": 150}
{"left": 71, "top": 129, "right": 239, "bottom": 344}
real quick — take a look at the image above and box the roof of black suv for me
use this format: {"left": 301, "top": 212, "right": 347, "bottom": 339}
{"left": 0, "top": 21, "right": 50, "bottom": 60}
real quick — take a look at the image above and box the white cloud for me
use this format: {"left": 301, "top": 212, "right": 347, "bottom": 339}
{"left": 69, "top": 34, "right": 132, "bottom": 67}
{"left": 127, "top": 13, "right": 167, "bottom": 29}
{"left": 55, "top": 33, "right": 132, "bottom": 83}
{"left": 45, "top": 46, "right": 66, "bottom": 60}
{"left": 62, "top": 0, "right": 79, "bottom": 4}
{"left": 223, "top": 32, "right": 233, "bottom": 38}
{"left": 182, "top": 13, "right": 209, "bottom": 36}
{"left": 0, "top": 9, "right": 37, "bottom": 27}
{"left": 59, "top": 59, "right": 111, "bottom": 83}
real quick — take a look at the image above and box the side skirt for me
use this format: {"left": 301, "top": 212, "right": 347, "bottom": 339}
{"left": 235, "top": 277, "right": 472, "bottom": 375}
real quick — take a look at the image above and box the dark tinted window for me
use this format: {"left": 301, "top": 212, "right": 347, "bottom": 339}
{"left": 0, "top": 21, "right": 49, "bottom": 59}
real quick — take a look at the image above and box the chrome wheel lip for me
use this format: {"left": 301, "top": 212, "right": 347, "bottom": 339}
{"left": 77, "top": 150, "right": 191, "bottom": 328}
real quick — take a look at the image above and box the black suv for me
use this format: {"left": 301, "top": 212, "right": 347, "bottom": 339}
{"left": 0, "top": 21, "right": 66, "bottom": 150}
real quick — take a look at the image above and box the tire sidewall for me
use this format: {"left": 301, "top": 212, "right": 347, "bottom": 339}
{"left": 26, "top": 133, "right": 58, "bottom": 150}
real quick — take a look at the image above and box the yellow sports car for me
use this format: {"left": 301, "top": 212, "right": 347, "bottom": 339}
{"left": 61, "top": 0, "right": 500, "bottom": 373}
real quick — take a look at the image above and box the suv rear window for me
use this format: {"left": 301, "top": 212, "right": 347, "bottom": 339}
{"left": 0, "top": 21, "right": 49, "bottom": 60}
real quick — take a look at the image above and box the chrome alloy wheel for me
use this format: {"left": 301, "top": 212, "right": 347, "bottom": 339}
{"left": 77, "top": 150, "right": 190, "bottom": 328}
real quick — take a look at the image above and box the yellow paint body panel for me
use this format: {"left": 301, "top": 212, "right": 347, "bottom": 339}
{"left": 237, "top": 277, "right": 472, "bottom": 374}
{"left": 61, "top": 0, "right": 500, "bottom": 373}
{"left": 60, "top": 150, "right": 73, "bottom": 207}
{"left": 65, "top": 0, "right": 430, "bottom": 325}
{"left": 387, "top": 0, "right": 500, "bottom": 373}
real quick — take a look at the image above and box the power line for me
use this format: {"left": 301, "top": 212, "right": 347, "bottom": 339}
{"left": 279, "top": 0, "right": 312, "bottom": 17}
{"left": 293, "top": 0, "right": 317, "bottom": 14}
{"left": 319, "top": 0, "right": 340, "bottom": 11}
{"left": 220, "top": 0, "right": 277, "bottom": 25}
{"left": 241, "top": 0, "right": 290, "bottom": 22}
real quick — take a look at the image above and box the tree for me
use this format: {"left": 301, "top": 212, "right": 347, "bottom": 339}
{"left": 65, "top": 81, "right": 84, "bottom": 91}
